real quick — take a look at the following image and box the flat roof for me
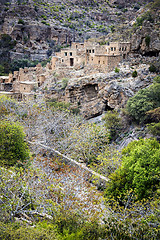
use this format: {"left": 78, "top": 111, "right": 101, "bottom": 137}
{"left": 20, "top": 81, "right": 36, "bottom": 85}
{"left": 0, "top": 91, "right": 14, "bottom": 95}
{"left": 0, "top": 76, "right": 9, "bottom": 79}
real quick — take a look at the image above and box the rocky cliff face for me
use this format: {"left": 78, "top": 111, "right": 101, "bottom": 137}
{"left": 63, "top": 64, "right": 155, "bottom": 118}
{"left": 0, "top": 0, "right": 159, "bottom": 76}
{"left": 0, "top": 4, "right": 73, "bottom": 62}
{"left": 0, "top": 1, "right": 156, "bottom": 62}
{"left": 131, "top": 21, "right": 160, "bottom": 56}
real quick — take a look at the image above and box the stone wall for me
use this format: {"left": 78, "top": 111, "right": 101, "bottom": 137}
{"left": 29, "top": 141, "right": 108, "bottom": 188}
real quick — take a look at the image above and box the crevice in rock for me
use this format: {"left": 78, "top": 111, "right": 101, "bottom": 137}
{"left": 143, "top": 51, "right": 159, "bottom": 57}
{"left": 103, "top": 100, "right": 114, "bottom": 111}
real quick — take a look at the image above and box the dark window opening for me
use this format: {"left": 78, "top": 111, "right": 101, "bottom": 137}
{"left": 92, "top": 49, "right": 94, "bottom": 53}
{"left": 89, "top": 50, "right": 91, "bottom": 53}
{"left": 64, "top": 52, "right": 67, "bottom": 56}
{"left": 111, "top": 47, "right": 113, "bottom": 51}
{"left": 70, "top": 52, "right": 72, "bottom": 56}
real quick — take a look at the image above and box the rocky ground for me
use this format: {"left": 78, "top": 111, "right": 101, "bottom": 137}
{"left": 38, "top": 58, "right": 157, "bottom": 119}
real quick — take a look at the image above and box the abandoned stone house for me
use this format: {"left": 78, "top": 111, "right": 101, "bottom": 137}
{"left": 51, "top": 41, "right": 131, "bottom": 72}
{"left": 0, "top": 63, "right": 48, "bottom": 100}
{"left": 0, "top": 40, "right": 131, "bottom": 102}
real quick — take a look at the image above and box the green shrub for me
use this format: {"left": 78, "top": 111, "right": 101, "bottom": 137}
{"left": 61, "top": 78, "right": 69, "bottom": 89}
{"left": 0, "top": 34, "right": 16, "bottom": 49}
{"left": 145, "top": 35, "right": 151, "bottom": 47}
{"left": 153, "top": 75, "right": 160, "bottom": 83}
{"left": 132, "top": 70, "right": 137, "bottom": 78}
{"left": 41, "top": 20, "right": 50, "bottom": 26}
{"left": 105, "top": 138, "right": 160, "bottom": 202}
{"left": 0, "top": 221, "right": 58, "bottom": 240}
{"left": 135, "top": 11, "right": 154, "bottom": 27}
{"left": 10, "top": 58, "right": 39, "bottom": 72}
{"left": 115, "top": 67, "right": 120, "bottom": 73}
{"left": 18, "top": 19, "right": 25, "bottom": 25}
{"left": 46, "top": 100, "right": 70, "bottom": 111}
{"left": 149, "top": 64, "right": 157, "bottom": 72}
{"left": 103, "top": 110, "right": 122, "bottom": 140}
{"left": 0, "top": 120, "right": 30, "bottom": 167}
{"left": 147, "top": 122, "right": 160, "bottom": 136}
{"left": 146, "top": 107, "right": 160, "bottom": 122}
{"left": 126, "top": 82, "right": 160, "bottom": 123}
{"left": 0, "top": 64, "right": 5, "bottom": 75}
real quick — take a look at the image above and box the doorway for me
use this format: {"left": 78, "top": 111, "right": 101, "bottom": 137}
{"left": 70, "top": 58, "right": 74, "bottom": 66}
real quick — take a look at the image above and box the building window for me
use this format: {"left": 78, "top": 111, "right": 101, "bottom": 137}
{"left": 64, "top": 52, "right": 67, "bottom": 56}
{"left": 86, "top": 49, "right": 88, "bottom": 53}
{"left": 92, "top": 49, "right": 94, "bottom": 53}
{"left": 114, "top": 47, "right": 116, "bottom": 51}
{"left": 98, "top": 60, "right": 100, "bottom": 64}
{"left": 62, "top": 59, "right": 64, "bottom": 62}
{"left": 92, "top": 58, "right": 93, "bottom": 61}
{"left": 111, "top": 47, "right": 113, "bottom": 51}
{"left": 70, "top": 52, "right": 72, "bottom": 56}
{"left": 119, "top": 48, "right": 121, "bottom": 51}
{"left": 76, "top": 45, "right": 78, "bottom": 48}
{"left": 89, "top": 50, "right": 91, "bottom": 53}
{"left": 125, "top": 47, "right": 127, "bottom": 51}
{"left": 122, "top": 47, "right": 124, "bottom": 51}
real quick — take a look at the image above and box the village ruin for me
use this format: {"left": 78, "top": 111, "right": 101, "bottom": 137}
{"left": 0, "top": 40, "right": 131, "bottom": 101}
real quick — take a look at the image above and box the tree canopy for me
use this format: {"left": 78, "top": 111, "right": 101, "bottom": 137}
{"left": 126, "top": 79, "right": 160, "bottom": 123}
{"left": 0, "top": 120, "right": 30, "bottom": 167}
{"left": 105, "top": 138, "right": 160, "bottom": 202}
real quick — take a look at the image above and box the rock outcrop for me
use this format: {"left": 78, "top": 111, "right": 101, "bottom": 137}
{"left": 131, "top": 21, "right": 160, "bottom": 56}
{"left": 64, "top": 65, "right": 155, "bottom": 118}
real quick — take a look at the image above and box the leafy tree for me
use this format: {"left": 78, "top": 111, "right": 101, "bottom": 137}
{"left": 126, "top": 82, "right": 160, "bottom": 123}
{"left": 67, "top": 123, "right": 109, "bottom": 165}
{"left": 148, "top": 122, "right": 160, "bottom": 136}
{"left": 103, "top": 110, "right": 122, "bottom": 140}
{"left": 105, "top": 138, "right": 160, "bottom": 202}
{"left": 0, "top": 121, "right": 30, "bottom": 167}
{"left": 153, "top": 75, "right": 160, "bottom": 83}
{"left": 146, "top": 107, "right": 160, "bottom": 122}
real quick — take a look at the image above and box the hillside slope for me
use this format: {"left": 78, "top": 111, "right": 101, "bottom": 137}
{"left": 0, "top": 0, "right": 159, "bottom": 74}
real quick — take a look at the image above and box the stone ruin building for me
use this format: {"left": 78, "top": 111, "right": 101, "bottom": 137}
{"left": 52, "top": 41, "right": 131, "bottom": 72}
{"left": 0, "top": 40, "right": 131, "bottom": 104}
{"left": 0, "top": 63, "right": 51, "bottom": 100}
